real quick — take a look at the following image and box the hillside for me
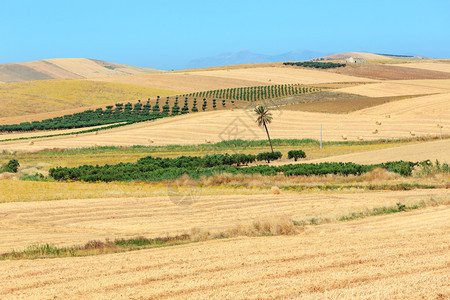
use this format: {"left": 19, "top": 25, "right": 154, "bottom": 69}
{"left": 0, "top": 79, "right": 180, "bottom": 118}
{"left": 0, "top": 58, "right": 158, "bottom": 83}
{"left": 316, "top": 52, "right": 403, "bottom": 60}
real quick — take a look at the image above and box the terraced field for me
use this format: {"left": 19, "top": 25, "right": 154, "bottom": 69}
{"left": 1, "top": 205, "right": 448, "bottom": 299}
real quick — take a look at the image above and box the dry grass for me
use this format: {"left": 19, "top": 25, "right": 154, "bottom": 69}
{"left": 336, "top": 79, "right": 450, "bottom": 97}
{"left": 0, "top": 205, "right": 448, "bottom": 298}
{"left": 388, "top": 62, "right": 450, "bottom": 73}
{"left": 1, "top": 108, "right": 448, "bottom": 153}
{"left": 351, "top": 92, "right": 450, "bottom": 119}
{"left": 0, "top": 186, "right": 448, "bottom": 252}
{"left": 0, "top": 79, "right": 180, "bottom": 118}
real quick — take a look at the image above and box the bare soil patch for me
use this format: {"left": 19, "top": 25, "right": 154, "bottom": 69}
{"left": 324, "top": 63, "right": 450, "bottom": 80}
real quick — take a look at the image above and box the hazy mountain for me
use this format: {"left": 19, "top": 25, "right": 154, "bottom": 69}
{"left": 186, "top": 49, "right": 328, "bottom": 69}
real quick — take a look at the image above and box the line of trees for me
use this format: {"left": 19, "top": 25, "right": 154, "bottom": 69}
{"left": 283, "top": 61, "right": 346, "bottom": 69}
{"left": 0, "top": 97, "right": 205, "bottom": 132}
{"left": 185, "top": 83, "right": 319, "bottom": 102}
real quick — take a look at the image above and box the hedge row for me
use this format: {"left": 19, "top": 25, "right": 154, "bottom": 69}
{"left": 49, "top": 153, "right": 420, "bottom": 182}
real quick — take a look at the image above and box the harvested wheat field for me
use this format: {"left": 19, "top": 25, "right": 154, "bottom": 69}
{"left": 389, "top": 62, "right": 450, "bottom": 74}
{"left": 1, "top": 205, "right": 448, "bottom": 299}
{"left": 90, "top": 73, "right": 269, "bottom": 93}
{"left": 336, "top": 79, "right": 450, "bottom": 97}
{"left": 91, "top": 66, "right": 377, "bottom": 93}
{"left": 0, "top": 189, "right": 448, "bottom": 252}
{"left": 351, "top": 93, "right": 450, "bottom": 119}
{"left": 1, "top": 108, "right": 448, "bottom": 152}
{"left": 306, "top": 139, "right": 450, "bottom": 164}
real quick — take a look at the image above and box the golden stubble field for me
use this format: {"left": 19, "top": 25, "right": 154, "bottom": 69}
{"left": 1, "top": 59, "right": 450, "bottom": 299}
{"left": 1, "top": 189, "right": 448, "bottom": 252}
{"left": 0, "top": 205, "right": 448, "bottom": 299}
{"left": 1, "top": 106, "right": 448, "bottom": 157}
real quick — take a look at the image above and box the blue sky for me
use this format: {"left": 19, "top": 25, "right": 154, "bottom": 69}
{"left": 2, "top": 0, "right": 449, "bottom": 70}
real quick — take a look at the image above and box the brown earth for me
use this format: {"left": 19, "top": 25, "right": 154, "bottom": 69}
{"left": 0, "top": 205, "right": 448, "bottom": 299}
{"left": 324, "top": 63, "right": 450, "bottom": 80}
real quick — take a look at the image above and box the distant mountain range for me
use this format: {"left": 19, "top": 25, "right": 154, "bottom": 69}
{"left": 186, "top": 49, "right": 329, "bottom": 69}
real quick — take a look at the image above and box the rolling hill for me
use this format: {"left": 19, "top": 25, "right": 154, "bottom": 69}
{"left": 0, "top": 58, "right": 159, "bottom": 83}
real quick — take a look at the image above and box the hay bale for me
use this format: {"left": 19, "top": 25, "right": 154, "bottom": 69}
{"left": 385, "top": 115, "right": 391, "bottom": 118}
{"left": 95, "top": 131, "right": 99, "bottom": 135}
{"left": 372, "top": 129, "right": 378, "bottom": 134}
{"left": 357, "top": 136, "right": 364, "bottom": 141}
{"left": 75, "top": 134, "right": 78, "bottom": 137}
{"left": 148, "top": 139, "right": 154, "bottom": 144}
{"left": 410, "top": 131, "right": 416, "bottom": 136}
{"left": 205, "top": 139, "right": 212, "bottom": 144}
{"left": 341, "top": 134, "right": 347, "bottom": 140}
{"left": 28, "top": 141, "right": 34, "bottom": 145}
{"left": 437, "top": 124, "right": 443, "bottom": 128}
{"left": 375, "top": 121, "right": 382, "bottom": 125}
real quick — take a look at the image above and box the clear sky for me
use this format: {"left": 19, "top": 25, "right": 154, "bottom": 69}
{"left": 2, "top": 0, "right": 449, "bottom": 70}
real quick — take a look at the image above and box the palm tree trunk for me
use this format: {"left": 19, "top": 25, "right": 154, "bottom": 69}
{"left": 264, "top": 123, "right": 274, "bottom": 153}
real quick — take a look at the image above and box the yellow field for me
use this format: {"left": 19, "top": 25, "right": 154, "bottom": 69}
{"left": 0, "top": 188, "right": 447, "bottom": 252}
{"left": 1, "top": 59, "right": 450, "bottom": 298}
{"left": 351, "top": 92, "right": 450, "bottom": 119}
{"left": 304, "top": 139, "right": 450, "bottom": 164}
{"left": 336, "top": 79, "right": 450, "bottom": 97}
{"left": 0, "top": 79, "right": 180, "bottom": 118}
{"left": 0, "top": 205, "right": 448, "bottom": 299}
{"left": 90, "top": 66, "right": 376, "bottom": 93}
{"left": 1, "top": 108, "right": 447, "bottom": 153}
{"left": 389, "top": 62, "right": 450, "bottom": 73}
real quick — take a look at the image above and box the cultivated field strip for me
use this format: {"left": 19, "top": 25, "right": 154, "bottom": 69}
{"left": 303, "top": 139, "right": 450, "bottom": 164}
{"left": 0, "top": 207, "right": 448, "bottom": 299}
{"left": 190, "top": 67, "right": 377, "bottom": 85}
{"left": 0, "top": 190, "right": 448, "bottom": 252}
{"left": 91, "top": 66, "right": 377, "bottom": 93}
{"left": 1, "top": 109, "right": 448, "bottom": 152}
{"left": 337, "top": 79, "right": 450, "bottom": 97}
{"left": 389, "top": 62, "right": 450, "bottom": 74}
{"left": 351, "top": 92, "right": 450, "bottom": 118}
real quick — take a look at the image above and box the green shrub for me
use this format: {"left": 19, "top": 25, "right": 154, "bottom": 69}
{"left": 288, "top": 150, "right": 306, "bottom": 161}
{"left": 1, "top": 159, "right": 19, "bottom": 173}
{"left": 256, "top": 152, "right": 282, "bottom": 163}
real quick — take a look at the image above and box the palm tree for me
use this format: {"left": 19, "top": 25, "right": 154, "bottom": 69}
{"left": 254, "top": 105, "right": 273, "bottom": 153}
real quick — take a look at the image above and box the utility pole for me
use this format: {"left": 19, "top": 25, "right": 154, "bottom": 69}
{"left": 320, "top": 124, "right": 323, "bottom": 149}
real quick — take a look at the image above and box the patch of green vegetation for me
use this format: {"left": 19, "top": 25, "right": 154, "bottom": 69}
{"left": 0, "top": 159, "right": 19, "bottom": 173}
{"left": 338, "top": 202, "right": 419, "bottom": 222}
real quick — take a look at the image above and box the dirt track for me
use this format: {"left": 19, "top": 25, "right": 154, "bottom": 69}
{"left": 1, "top": 206, "right": 448, "bottom": 299}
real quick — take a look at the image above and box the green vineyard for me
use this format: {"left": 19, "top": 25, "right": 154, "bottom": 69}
{"left": 185, "top": 83, "right": 319, "bottom": 102}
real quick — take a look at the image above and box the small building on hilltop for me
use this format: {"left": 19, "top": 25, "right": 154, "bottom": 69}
{"left": 345, "top": 57, "right": 366, "bottom": 63}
